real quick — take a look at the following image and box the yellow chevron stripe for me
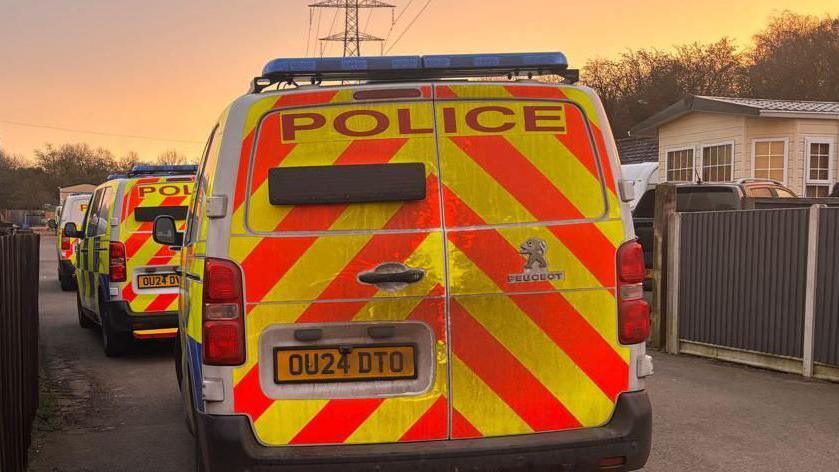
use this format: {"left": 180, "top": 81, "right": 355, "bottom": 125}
{"left": 451, "top": 356, "right": 531, "bottom": 436}
{"left": 233, "top": 303, "right": 307, "bottom": 384}
{"left": 253, "top": 399, "right": 329, "bottom": 445}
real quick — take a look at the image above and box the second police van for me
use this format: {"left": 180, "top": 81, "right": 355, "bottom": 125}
{"left": 52, "top": 192, "right": 92, "bottom": 291}
{"left": 153, "top": 53, "right": 653, "bottom": 471}
{"left": 64, "top": 165, "right": 197, "bottom": 356}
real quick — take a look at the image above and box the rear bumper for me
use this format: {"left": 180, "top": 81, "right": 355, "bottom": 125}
{"left": 104, "top": 300, "right": 178, "bottom": 334}
{"left": 195, "top": 391, "right": 651, "bottom": 472}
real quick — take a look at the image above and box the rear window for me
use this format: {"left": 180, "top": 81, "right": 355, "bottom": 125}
{"left": 121, "top": 179, "right": 195, "bottom": 229}
{"left": 676, "top": 187, "right": 739, "bottom": 212}
{"left": 63, "top": 197, "right": 90, "bottom": 225}
{"left": 246, "top": 96, "right": 607, "bottom": 232}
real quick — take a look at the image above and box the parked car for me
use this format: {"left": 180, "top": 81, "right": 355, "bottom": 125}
{"left": 621, "top": 162, "right": 659, "bottom": 211}
{"left": 633, "top": 179, "right": 798, "bottom": 268}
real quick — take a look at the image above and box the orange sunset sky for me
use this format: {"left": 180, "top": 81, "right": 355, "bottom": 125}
{"left": 1, "top": 0, "right": 836, "bottom": 162}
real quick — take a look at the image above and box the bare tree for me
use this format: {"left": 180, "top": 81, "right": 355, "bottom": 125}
{"left": 156, "top": 150, "right": 196, "bottom": 165}
{"left": 747, "top": 11, "right": 839, "bottom": 100}
{"left": 582, "top": 39, "right": 747, "bottom": 136}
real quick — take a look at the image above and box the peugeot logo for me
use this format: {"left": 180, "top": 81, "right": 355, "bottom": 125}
{"left": 508, "top": 238, "right": 565, "bottom": 283}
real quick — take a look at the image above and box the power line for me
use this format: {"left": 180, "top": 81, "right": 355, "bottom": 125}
{"left": 305, "top": 8, "right": 314, "bottom": 57}
{"left": 0, "top": 120, "right": 204, "bottom": 145}
{"left": 321, "top": 7, "right": 340, "bottom": 56}
{"left": 383, "top": 0, "right": 414, "bottom": 44}
{"left": 384, "top": 0, "right": 432, "bottom": 54}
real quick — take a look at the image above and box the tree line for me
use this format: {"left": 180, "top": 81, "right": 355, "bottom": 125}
{"left": 581, "top": 11, "right": 839, "bottom": 136}
{"left": 0, "top": 145, "right": 195, "bottom": 210}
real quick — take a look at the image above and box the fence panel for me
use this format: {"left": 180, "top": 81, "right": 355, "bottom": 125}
{"left": 815, "top": 208, "right": 839, "bottom": 367}
{"left": 0, "top": 231, "right": 40, "bottom": 472}
{"left": 678, "top": 209, "right": 809, "bottom": 358}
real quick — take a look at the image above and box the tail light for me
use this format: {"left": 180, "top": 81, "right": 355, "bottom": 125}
{"left": 61, "top": 236, "right": 72, "bottom": 251}
{"left": 202, "top": 258, "right": 245, "bottom": 366}
{"left": 109, "top": 242, "right": 127, "bottom": 282}
{"left": 617, "top": 240, "right": 649, "bottom": 344}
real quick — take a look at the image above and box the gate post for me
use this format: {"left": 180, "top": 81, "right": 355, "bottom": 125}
{"left": 666, "top": 212, "right": 681, "bottom": 354}
{"left": 650, "top": 183, "right": 677, "bottom": 349}
{"left": 802, "top": 204, "right": 823, "bottom": 378}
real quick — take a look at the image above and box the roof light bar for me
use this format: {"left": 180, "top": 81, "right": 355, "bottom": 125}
{"left": 253, "top": 52, "right": 575, "bottom": 92}
{"left": 106, "top": 164, "right": 198, "bottom": 181}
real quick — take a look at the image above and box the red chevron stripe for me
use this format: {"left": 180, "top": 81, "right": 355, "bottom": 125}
{"left": 399, "top": 396, "right": 448, "bottom": 441}
{"left": 451, "top": 300, "right": 581, "bottom": 432}
{"left": 448, "top": 135, "right": 616, "bottom": 287}
{"left": 452, "top": 407, "right": 482, "bottom": 439}
{"left": 146, "top": 293, "right": 178, "bottom": 312}
{"left": 233, "top": 365, "right": 274, "bottom": 421}
{"left": 122, "top": 283, "right": 137, "bottom": 303}
{"left": 405, "top": 293, "right": 446, "bottom": 340}
{"left": 233, "top": 131, "right": 256, "bottom": 212}
{"left": 241, "top": 237, "right": 317, "bottom": 304}
{"left": 289, "top": 399, "right": 384, "bottom": 444}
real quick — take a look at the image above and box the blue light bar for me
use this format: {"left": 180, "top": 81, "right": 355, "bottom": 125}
{"left": 131, "top": 165, "right": 198, "bottom": 174}
{"left": 255, "top": 52, "right": 574, "bottom": 91}
{"left": 106, "top": 165, "right": 198, "bottom": 181}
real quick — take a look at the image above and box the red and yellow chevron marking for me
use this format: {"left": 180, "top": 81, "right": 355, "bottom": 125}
{"left": 225, "top": 82, "right": 629, "bottom": 446}
{"left": 118, "top": 177, "right": 194, "bottom": 313}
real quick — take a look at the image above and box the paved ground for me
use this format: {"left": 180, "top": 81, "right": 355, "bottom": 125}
{"left": 29, "top": 235, "right": 839, "bottom": 471}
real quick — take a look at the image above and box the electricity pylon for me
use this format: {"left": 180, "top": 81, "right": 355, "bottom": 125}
{"left": 310, "top": 0, "right": 394, "bottom": 57}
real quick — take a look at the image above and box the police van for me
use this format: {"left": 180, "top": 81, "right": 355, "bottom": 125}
{"left": 153, "top": 53, "right": 653, "bottom": 471}
{"left": 50, "top": 193, "right": 92, "bottom": 290}
{"left": 64, "top": 165, "right": 196, "bottom": 356}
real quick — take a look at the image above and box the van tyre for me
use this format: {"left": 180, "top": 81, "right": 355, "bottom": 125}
{"left": 77, "top": 292, "right": 95, "bottom": 329}
{"left": 59, "top": 268, "right": 76, "bottom": 291}
{"left": 194, "top": 436, "right": 206, "bottom": 472}
{"left": 99, "top": 300, "right": 132, "bottom": 357}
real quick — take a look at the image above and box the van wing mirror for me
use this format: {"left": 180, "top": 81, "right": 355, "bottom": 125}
{"left": 153, "top": 216, "right": 183, "bottom": 247}
{"left": 63, "top": 222, "right": 83, "bottom": 238}
{"left": 47, "top": 219, "right": 58, "bottom": 230}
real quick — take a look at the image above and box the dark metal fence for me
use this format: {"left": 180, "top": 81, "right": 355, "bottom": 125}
{"left": 677, "top": 209, "right": 809, "bottom": 357}
{"left": 669, "top": 206, "right": 839, "bottom": 381}
{"left": 815, "top": 208, "right": 839, "bottom": 366}
{"left": 0, "top": 230, "right": 40, "bottom": 472}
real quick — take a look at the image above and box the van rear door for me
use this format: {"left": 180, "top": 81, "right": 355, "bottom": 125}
{"left": 120, "top": 177, "right": 194, "bottom": 313}
{"left": 229, "top": 88, "right": 449, "bottom": 446}
{"left": 434, "top": 83, "right": 631, "bottom": 438}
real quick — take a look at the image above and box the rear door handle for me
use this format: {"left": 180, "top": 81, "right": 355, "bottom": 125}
{"left": 358, "top": 269, "right": 424, "bottom": 285}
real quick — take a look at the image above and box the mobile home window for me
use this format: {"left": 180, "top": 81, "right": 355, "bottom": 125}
{"left": 805, "top": 140, "right": 833, "bottom": 198}
{"left": 702, "top": 144, "right": 733, "bottom": 182}
{"left": 666, "top": 148, "right": 694, "bottom": 182}
{"left": 753, "top": 140, "right": 786, "bottom": 182}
